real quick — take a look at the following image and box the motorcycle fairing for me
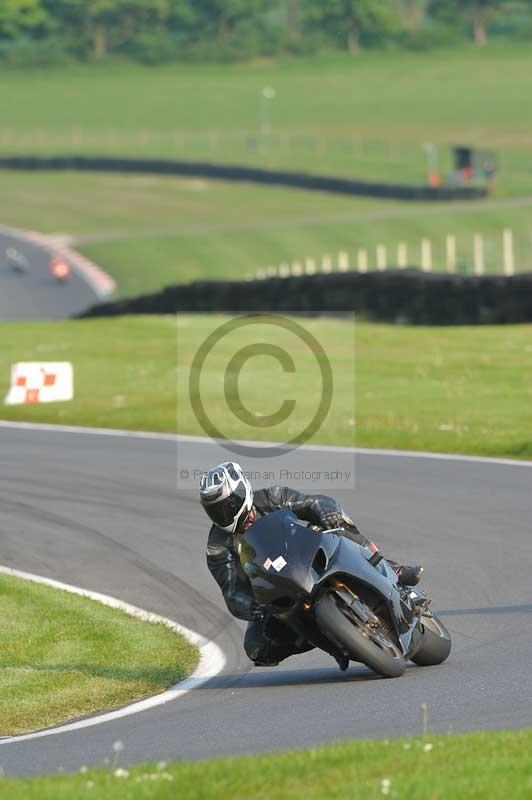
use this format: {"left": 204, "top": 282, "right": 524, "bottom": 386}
{"left": 239, "top": 510, "right": 419, "bottom": 653}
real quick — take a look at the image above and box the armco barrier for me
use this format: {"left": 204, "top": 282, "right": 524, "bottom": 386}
{"left": 0, "top": 155, "right": 488, "bottom": 202}
{"left": 79, "top": 270, "right": 532, "bottom": 325}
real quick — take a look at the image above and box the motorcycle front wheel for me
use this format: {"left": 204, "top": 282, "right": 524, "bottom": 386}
{"left": 315, "top": 592, "right": 406, "bottom": 678}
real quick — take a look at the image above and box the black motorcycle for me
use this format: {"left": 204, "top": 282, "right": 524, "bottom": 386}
{"left": 238, "top": 509, "right": 451, "bottom": 678}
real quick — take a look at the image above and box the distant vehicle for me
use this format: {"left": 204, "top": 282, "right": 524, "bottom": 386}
{"left": 6, "top": 247, "right": 29, "bottom": 275}
{"left": 50, "top": 256, "right": 71, "bottom": 283}
{"left": 239, "top": 509, "right": 451, "bottom": 678}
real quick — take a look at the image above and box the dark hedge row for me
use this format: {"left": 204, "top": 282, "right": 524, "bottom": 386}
{"left": 80, "top": 269, "right": 532, "bottom": 325}
{"left": 0, "top": 155, "right": 487, "bottom": 202}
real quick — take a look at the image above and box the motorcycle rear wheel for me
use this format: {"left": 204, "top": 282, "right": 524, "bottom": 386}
{"left": 315, "top": 592, "right": 406, "bottom": 678}
{"left": 411, "top": 613, "right": 452, "bottom": 667}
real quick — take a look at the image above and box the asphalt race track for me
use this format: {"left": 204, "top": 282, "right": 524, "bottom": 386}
{"left": 0, "top": 231, "right": 98, "bottom": 320}
{"left": 0, "top": 425, "right": 531, "bottom": 776}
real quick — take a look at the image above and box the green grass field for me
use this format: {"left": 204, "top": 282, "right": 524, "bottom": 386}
{"left": 1, "top": 316, "right": 530, "bottom": 458}
{"left": 0, "top": 573, "right": 198, "bottom": 736}
{"left": 2, "top": 45, "right": 532, "bottom": 296}
{"left": 1, "top": 170, "right": 532, "bottom": 297}
{"left": 1, "top": 44, "right": 531, "bottom": 195}
{"left": 2, "top": 729, "right": 531, "bottom": 798}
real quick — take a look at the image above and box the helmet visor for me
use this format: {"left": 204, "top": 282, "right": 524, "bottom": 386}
{"left": 207, "top": 481, "right": 248, "bottom": 529}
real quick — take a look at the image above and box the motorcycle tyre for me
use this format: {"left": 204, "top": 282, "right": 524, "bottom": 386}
{"left": 315, "top": 592, "right": 406, "bottom": 679}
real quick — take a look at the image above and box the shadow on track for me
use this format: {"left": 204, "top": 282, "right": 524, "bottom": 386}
{"left": 194, "top": 665, "right": 389, "bottom": 691}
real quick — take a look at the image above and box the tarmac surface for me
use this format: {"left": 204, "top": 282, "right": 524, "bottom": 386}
{"left": 0, "top": 231, "right": 98, "bottom": 320}
{"left": 0, "top": 425, "right": 531, "bottom": 776}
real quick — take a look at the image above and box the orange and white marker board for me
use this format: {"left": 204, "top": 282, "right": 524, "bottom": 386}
{"left": 4, "top": 362, "right": 74, "bottom": 405}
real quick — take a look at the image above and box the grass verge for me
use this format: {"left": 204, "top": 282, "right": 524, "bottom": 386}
{"left": 1, "top": 45, "right": 532, "bottom": 195}
{"left": 3, "top": 45, "right": 532, "bottom": 297}
{"left": 1, "top": 729, "right": 531, "bottom": 798}
{"left": 0, "top": 315, "right": 530, "bottom": 459}
{"left": 0, "top": 573, "right": 198, "bottom": 736}
{"left": 3, "top": 172, "right": 532, "bottom": 298}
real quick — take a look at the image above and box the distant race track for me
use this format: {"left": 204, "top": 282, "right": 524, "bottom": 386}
{"left": 0, "top": 423, "right": 531, "bottom": 777}
{"left": 0, "top": 228, "right": 113, "bottom": 321}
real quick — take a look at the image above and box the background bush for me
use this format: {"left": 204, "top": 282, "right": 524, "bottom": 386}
{"left": 0, "top": 0, "right": 532, "bottom": 65}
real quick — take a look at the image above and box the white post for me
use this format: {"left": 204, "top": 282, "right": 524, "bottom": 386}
{"left": 305, "top": 258, "right": 316, "bottom": 275}
{"left": 376, "top": 245, "right": 387, "bottom": 271}
{"left": 321, "top": 255, "right": 332, "bottom": 273}
{"left": 266, "top": 266, "right": 276, "bottom": 277}
{"left": 279, "top": 262, "right": 290, "bottom": 277}
{"left": 256, "top": 269, "right": 266, "bottom": 280}
{"left": 291, "top": 261, "right": 303, "bottom": 276}
{"left": 503, "top": 229, "right": 514, "bottom": 276}
{"left": 446, "top": 234, "right": 456, "bottom": 274}
{"left": 338, "top": 251, "right": 350, "bottom": 272}
{"left": 421, "top": 239, "right": 432, "bottom": 272}
{"left": 397, "top": 242, "right": 408, "bottom": 268}
{"left": 473, "top": 234, "right": 484, "bottom": 276}
{"left": 357, "top": 249, "right": 368, "bottom": 273}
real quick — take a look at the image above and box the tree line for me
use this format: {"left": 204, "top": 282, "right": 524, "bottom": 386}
{"left": 0, "top": 0, "right": 531, "bottom": 65}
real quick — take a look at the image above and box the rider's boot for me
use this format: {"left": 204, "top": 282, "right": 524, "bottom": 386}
{"left": 392, "top": 563, "right": 424, "bottom": 587}
{"left": 333, "top": 652, "right": 350, "bottom": 672}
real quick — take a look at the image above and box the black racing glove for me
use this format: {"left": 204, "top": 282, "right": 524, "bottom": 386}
{"left": 319, "top": 510, "right": 349, "bottom": 530}
{"left": 318, "top": 510, "right": 372, "bottom": 549}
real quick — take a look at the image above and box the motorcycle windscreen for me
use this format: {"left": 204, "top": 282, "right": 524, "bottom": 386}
{"left": 239, "top": 509, "right": 328, "bottom": 603}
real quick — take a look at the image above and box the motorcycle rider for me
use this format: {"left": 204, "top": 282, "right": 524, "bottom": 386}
{"left": 201, "top": 461, "right": 423, "bottom": 669}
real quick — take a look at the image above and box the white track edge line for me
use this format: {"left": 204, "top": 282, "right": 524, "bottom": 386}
{"left": 0, "top": 419, "right": 531, "bottom": 468}
{"left": 0, "top": 566, "right": 226, "bottom": 745}
{"left": 0, "top": 420, "right": 176, "bottom": 441}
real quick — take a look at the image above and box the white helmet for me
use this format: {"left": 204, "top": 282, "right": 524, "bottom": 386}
{"left": 199, "top": 462, "right": 254, "bottom": 533}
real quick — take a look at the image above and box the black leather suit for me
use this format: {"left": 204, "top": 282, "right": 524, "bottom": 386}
{"left": 206, "top": 485, "right": 371, "bottom": 666}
